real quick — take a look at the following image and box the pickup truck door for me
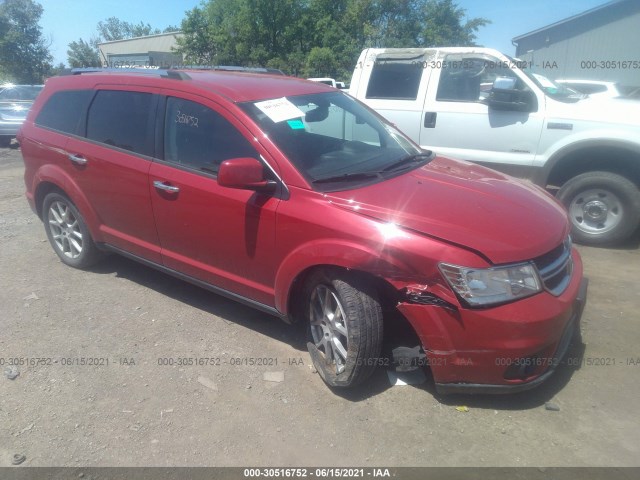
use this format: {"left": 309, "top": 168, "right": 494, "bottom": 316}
{"left": 420, "top": 54, "right": 545, "bottom": 176}
{"left": 350, "top": 50, "right": 436, "bottom": 143}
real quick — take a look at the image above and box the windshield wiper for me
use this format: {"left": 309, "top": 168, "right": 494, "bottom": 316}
{"left": 312, "top": 171, "right": 381, "bottom": 184}
{"left": 379, "top": 152, "right": 433, "bottom": 173}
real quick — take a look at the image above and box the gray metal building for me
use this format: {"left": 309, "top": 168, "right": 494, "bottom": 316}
{"left": 98, "top": 32, "right": 184, "bottom": 68}
{"left": 512, "top": 0, "right": 640, "bottom": 85}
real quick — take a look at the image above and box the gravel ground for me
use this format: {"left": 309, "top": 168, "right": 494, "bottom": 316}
{"left": 1, "top": 145, "right": 639, "bottom": 468}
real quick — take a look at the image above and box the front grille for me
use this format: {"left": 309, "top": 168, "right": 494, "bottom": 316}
{"left": 533, "top": 237, "right": 573, "bottom": 296}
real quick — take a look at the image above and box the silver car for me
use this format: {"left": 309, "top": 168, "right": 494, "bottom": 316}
{"left": 0, "top": 84, "right": 43, "bottom": 147}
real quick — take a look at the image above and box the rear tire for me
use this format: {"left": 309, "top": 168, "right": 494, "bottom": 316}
{"left": 557, "top": 172, "right": 640, "bottom": 246}
{"left": 43, "top": 192, "right": 103, "bottom": 269}
{"left": 303, "top": 269, "right": 383, "bottom": 388}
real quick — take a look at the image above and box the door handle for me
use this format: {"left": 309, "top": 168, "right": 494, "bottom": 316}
{"left": 68, "top": 154, "right": 87, "bottom": 165}
{"left": 424, "top": 112, "right": 437, "bottom": 128}
{"left": 153, "top": 180, "right": 180, "bottom": 193}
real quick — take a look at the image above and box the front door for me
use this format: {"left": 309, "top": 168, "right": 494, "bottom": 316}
{"left": 149, "top": 94, "right": 280, "bottom": 306}
{"left": 421, "top": 54, "right": 545, "bottom": 173}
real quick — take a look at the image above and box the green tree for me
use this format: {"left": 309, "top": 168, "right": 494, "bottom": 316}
{"left": 0, "top": 0, "right": 52, "bottom": 83}
{"left": 305, "top": 46, "right": 338, "bottom": 78}
{"left": 175, "top": 4, "right": 216, "bottom": 64}
{"left": 176, "top": 0, "right": 490, "bottom": 79}
{"left": 50, "top": 61, "right": 66, "bottom": 75}
{"left": 418, "top": 0, "right": 490, "bottom": 47}
{"left": 67, "top": 38, "right": 100, "bottom": 67}
{"left": 97, "top": 17, "right": 162, "bottom": 42}
{"left": 177, "top": 0, "right": 305, "bottom": 68}
{"left": 68, "top": 18, "right": 178, "bottom": 71}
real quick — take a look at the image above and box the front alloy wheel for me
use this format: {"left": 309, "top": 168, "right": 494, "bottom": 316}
{"left": 304, "top": 270, "right": 383, "bottom": 388}
{"left": 309, "top": 285, "right": 349, "bottom": 374}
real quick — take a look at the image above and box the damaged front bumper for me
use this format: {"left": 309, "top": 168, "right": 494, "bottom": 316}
{"left": 396, "top": 252, "right": 588, "bottom": 395}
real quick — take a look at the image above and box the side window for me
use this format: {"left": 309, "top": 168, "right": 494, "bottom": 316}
{"left": 164, "top": 97, "right": 258, "bottom": 174}
{"left": 366, "top": 59, "right": 423, "bottom": 100}
{"left": 436, "top": 56, "right": 523, "bottom": 102}
{"left": 35, "top": 90, "right": 92, "bottom": 135}
{"left": 86, "top": 90, "right": 154, "bottom": 156}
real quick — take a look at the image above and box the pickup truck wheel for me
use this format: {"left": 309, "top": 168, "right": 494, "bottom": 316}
{"left": 43, "top": 193, "right": 103, "bottom": 269}
{"left": 304, "top": 270, "right": 383, "bottom": 388}
{"left": 557, "top": 172, "right": 640, "bottom": 246}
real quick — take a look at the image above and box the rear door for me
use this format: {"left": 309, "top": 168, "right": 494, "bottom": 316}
{"left": 65, "top": 87, "right": 162, "bottom": 262}
{"left": 149, "top": 93, "right": 280, "bottom": 306}
{"left": 352, "top": 50, "right": 435, "bottom": 143}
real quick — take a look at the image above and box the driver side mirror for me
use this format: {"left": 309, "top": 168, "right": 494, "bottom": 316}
{"left": 486, "top": 76, "right": 537, "bottom": 112}
{"left": 217, "top": 157, "right": 277, "bottom": 194}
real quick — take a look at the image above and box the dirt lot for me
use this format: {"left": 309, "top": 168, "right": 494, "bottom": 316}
{"left": 1, "top": 145, "right": 639, "bottom": 468}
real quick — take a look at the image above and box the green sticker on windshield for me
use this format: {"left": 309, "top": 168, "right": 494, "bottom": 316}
{"left": 287, "top": 119, "right": 305, "bottom": 130}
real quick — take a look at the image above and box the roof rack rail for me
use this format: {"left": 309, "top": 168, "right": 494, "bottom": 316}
{"left": 165, "top": 65, "right": 286, "bottom": 75}
{"left": 215, "top": 66, "right": 286, "bottom": 75}
{"left": 64, "top": 68, "right": 191, "bottom": 80}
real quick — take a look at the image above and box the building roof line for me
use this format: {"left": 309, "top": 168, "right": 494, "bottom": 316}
{"left": 512, "top": 0, "right": 624, "bottom": 42}
{"left": 98, "top": 31, "right": 182, "bottom": 47}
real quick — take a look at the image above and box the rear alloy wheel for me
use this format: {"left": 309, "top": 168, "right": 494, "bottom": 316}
{"left": 43, "top": 192, "right": 102, "bottom": 269}
{"left": 304, "top": 270, "right": 383, "bottom": 388}
{"left": 557, "top": 172, "right": 640, "bottom": 246}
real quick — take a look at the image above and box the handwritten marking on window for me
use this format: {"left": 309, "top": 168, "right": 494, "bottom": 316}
{"left": 175, "top": 110, "right": 199, "bottom": 128}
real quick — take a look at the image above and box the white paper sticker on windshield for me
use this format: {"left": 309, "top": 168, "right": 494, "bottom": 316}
{"left": 254, "top": 97, "right": 305, "bottom": 123}
{"left": 532, "top": 73, "right": 556, "bottom": 89}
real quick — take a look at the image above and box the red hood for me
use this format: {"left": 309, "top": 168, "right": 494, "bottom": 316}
{"left": 326, "top": 156, "right": 570, "bottom": 264}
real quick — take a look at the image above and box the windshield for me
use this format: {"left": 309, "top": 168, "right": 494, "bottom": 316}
{"left": 240, "top": 92, "right": 426, "bottom": 191}
{"left": 512, "top": 65, "right": 584, "bottom": 103}
{"left": 0, "top": 85, "right": 43, "bottom": 102}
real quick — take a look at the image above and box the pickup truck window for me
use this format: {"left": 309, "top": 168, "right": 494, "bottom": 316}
{"left": 436, "top": 55, "right": 522, "bottom": 103}
{"left": 365, "top": 57, "right": 424, "bottom": 100}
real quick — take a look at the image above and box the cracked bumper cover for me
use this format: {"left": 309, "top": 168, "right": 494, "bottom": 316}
{"left": 396, "top": 251, "right": 588, "bottom": 395}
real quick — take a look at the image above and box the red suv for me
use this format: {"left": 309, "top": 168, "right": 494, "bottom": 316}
{"left": 19, "top": 69, "right": 587, "bottom": 393}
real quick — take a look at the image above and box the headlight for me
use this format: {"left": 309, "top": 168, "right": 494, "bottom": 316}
{"left": 439, "top": 262, "right": 542, "bottom": 307}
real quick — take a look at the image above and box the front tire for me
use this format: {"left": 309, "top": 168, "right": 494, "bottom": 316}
{"left": 42, "top": 192, "right": 103, "bottom": 269}
{"left": 303, "top": 270, "right": 383, "bottom": 388}
{"left": 557, "top": 172, "right": 640, "bottom": 246}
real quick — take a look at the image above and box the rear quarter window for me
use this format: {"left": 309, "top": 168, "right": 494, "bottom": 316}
{"left": 365, "top": 60, "right": 423, "bottom": 100}
{"left": 86, "top": 90, "right": 155, "bottom": 156}
{"left": 35, "top": 90, "right": 93, "bottom": 135}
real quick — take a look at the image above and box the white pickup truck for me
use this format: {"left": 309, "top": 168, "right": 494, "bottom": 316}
{"left": 349, "top": 47, "right": 640, "bottom": 246}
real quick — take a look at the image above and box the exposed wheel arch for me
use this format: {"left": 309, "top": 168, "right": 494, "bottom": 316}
{"left": 546, "top": 144, "right": 640, "bottom": 189}
{"left": 286, "top": 264, "right": 400, "bottom": 325}
{"left": 34, "top": 182, "right": 66, "bottom": 219}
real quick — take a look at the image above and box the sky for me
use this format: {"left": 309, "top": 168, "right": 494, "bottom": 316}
{"left": 37, "top": 0, "right": 612, "bottom": 66}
